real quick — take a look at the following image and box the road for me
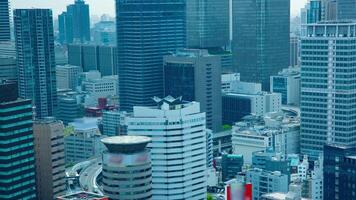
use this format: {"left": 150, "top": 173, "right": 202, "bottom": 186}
{"left": 79, "top": 158, "right": 103, "bottom": 195}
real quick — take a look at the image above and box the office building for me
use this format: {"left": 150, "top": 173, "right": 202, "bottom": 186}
{"left": 304, "top": 0, "right": 322, "bottom": 23}
{"left": 300, "top": 22, "right": 356, "bottom": 158}
{"left": 337, "top": 0, "right": 356, "bottom": 20}
{"left": 33, "top": 119, "right": 66, "bottom": 199}
{"left": 127, "top": 96, "right": 207, "bottom": 199}
{"left": 116, "top": 0, "right": 186, "bottom": 111}
{"left": 102, "top": 110, "right": 129, "bottom": 136}
{"left": 222, "top": 82, "right": 281, "bottom": 125}
{"left": 56, "top": 65, "right": 81, "bottom": 90}
{"left": 14, "top": 9, "right": 57, "bottom": 119}
{"left": 261, "top": 184, "right": 307, "bottom": 200}
{"left": 68, "top": 44, "right": 117, "bottom": 76}
{"left": 323, "top": 0, "right": 337, "bottom": 21}
{"left": 0, "top": 85, "right": 37, "bottom": 199}
{"left": 232, "top": 112, "right": 300, "bottom": 164}
{"left": 232, "top": 0, "right": 290, "bottom": 91}
{"left": 0, "top": 41, "right": 16, "bottom": 58}
{"left": 64, "top": 118, "right": 106, "bottom": 164}
{"left": 164, "top": 49, "right": 222, "bottom": 132}
{"left": 246, "top": 169, "right": 289, "bottom": 199}
{"left": 57, "top": 94, "right": 84, "bottom": 125}
{"left": 213, "top": 130, "right": 232, "bottom": 156}
{"left": 59, "top": 0, "right": 90, "bottom": 43}
{"left": 221, "top": 154, "right": 244, "bottom": 182}
{"left": 290, "top": 35, "right": 299, "bottom": 67}
{"left": 186, "top": 0, "right": 229, "bottom": 48}
{"left": 0, "top": 56, "right": 16, "bottom": 81}
{"left": 92, "top": 20, "right": 116, "bottom": 45}
{"left": 0, "top": 0, "right": 10, "bottom": 41}
{"left": 222, "top": 73, "right": 240, "bottom": 93}
{"left": 271, "top": 67, "right": 300, "bottom": 106}
{"left": 101, "top": 136, "right": 152, "bottom": 200}
{"left": 81, "top": 73, "right": 118, "bottom": 106}
{"left": 323, "top": 144, "right": 356, "bottom": 200}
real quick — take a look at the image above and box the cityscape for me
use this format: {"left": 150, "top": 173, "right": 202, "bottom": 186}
{"left": 1, "top": 0, "right": 356, "bottom": 200}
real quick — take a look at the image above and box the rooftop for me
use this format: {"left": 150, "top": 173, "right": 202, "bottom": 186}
{"left": 57, "top": 191, "right": 108, "bottom": 200}
{"left": 101, "top": 136, "right": 151, "bottom": 153}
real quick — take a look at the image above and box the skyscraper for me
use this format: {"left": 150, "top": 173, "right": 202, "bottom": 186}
{"left": 0, "top": 0, "right": 10, "bottom": 41}
{"left": 14, "top": 9, "right": 57, "bottom": 119}
{"left": 101, "top": 136, "right": 152, "bottom": 200}
{"left": 186, "top": 0, "right": 230, "bottom": 48}
{"left": 116, "top": 0, "right": 186, "bottom": 111}
{"left": 163, "top": 49, "right": 222, "bottom": 132}
{"left": 127, "top": 96, "right": 207, "bottom": 200}
{"left": 59, "top": 0, "right": 90, "bottom": 44}
{"left": 300, "top": 22, "right": 356, "bottom": 158}
{"left": 232, "top": 0, "right": 290, "bottom": 91}
{"left": 0, "top": 83, "right": 37, "bottom": 200}
{"left": 33, "top": 118, "right": 66, "bottom": 199}
{"left": 337, "top": 0, "right": 356, "bottom": 20}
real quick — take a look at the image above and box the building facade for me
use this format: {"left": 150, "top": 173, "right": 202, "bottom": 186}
{"left": 116, "top": 0, "right": 186, "bottom": 111}
{"left": 164, "top": 49, "right": 222, "bottom": 132}
{"left": 0, "top": 56, "right": 16, "bottom": 81}
{"left": 0, "top": 0, "right": 10, "bottom": 41}
{"left": 337, "top": 0, "right": 356, "bottom": 20}
{"left": 102, "top": 110, "right": 128, "bottom": 136}
{"left": 56, "top": 65, "right": 81, "bottom": 90}
{"left": 300, "top": 22, "right": 356, "bottom": 158}
{"left": 127, "top": 97, "right": 207, "bottom": 200}
{"left": 0, "top": 90, "right": 37, "bottom": 199}
{"left": 101, "top": 136, "right": 152, "bottom": 200}
{"left": 232, "top": 0, "right": 290, "bottom": 91}
{"left": 33, "top": 119, "right": 66, "bottom": 199}
{"left": 221, "top": 154, "right": 244, "bottom": 182}
{"left": 270, "top": 67, "right": 300, "bottom": 106}
{"left": 186, "top": 0, "right": 229, "bottom": 48}
{"left": 59, "top": 0, "right": 90, "bottom": 43}
{"left": 14, "top": 9, "right": 57, "bottom": 119}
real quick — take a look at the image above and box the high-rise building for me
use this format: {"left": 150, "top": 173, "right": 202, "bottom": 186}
{"left": 232, "top": 0, "right": 290, "bottom": 91}
{"left": 116, "top": 0, "right": 186, "bottom": 111}
{"left": 186, "top": 0, "right": 229, "bottom": 48}
{"left": 14, "top": 9, "right": 57, "bottom": 119}
{"left": 101, "top": 136, "right": 152, "bottom": 200}
{"left": 56, "top": 65, "right": 81, "bottom": 90}
{"left": 164, "top": 49, "right": 222, "bottom": 132}
{"left": 33, "top": 118, "right": 66, "bottom": 199}
{"left": 337, "top": 0, "right": 356, "bottom": 20}
{"left": 68, "top": 44, "right": 117, "bottom": 76}
{"left": 0, "top": 83, "right": 37, "bottom": 200}
{"left": 300, "top": 22, "right": 356, "bottom": 158}
{"left": 0, "top": 0, "right": 10, "bottom": 41}
{"left": 290, "top": 35, "right": 299, "bottom": 67}
{"left": 102, "top": 110, "right": 128, "bottom": 136}
{"left": 60, "top": 0, "right": 90, "bottom": 43}
{"left": 323, "top": 0, "right": 337, "bottom": 21}
{"left": 221, "top": 154, "right": 244, "bottom": 182}
{"left": 0, "top": 56, "right": 16, "bottom": 81}
{"left": 127, "top": 96, "right": 207, "bottom": 200}
{"left": 323, "top": 144, "right": 356, "bottom": 200}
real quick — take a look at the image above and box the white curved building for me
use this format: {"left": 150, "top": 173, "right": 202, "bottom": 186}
{"left": 127, "top": 96, "right": 207, "bottom": 200}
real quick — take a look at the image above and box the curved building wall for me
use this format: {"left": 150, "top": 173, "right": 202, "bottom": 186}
{"left": 102, "top": 150, "right": 152, "bottom": 200}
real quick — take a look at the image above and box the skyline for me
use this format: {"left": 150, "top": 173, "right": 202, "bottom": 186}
{"left": 11, "top": 0, "right": 307, "bottom": 18}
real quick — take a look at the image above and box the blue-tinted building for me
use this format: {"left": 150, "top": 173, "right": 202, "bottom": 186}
{"left": 221, "top": 154, "right": 243, "bottom": 182}
{"left": 222, "top": 94, "right": 251, "bottom": 125}
{"left": 0, "top": 84, "right": 37, "bottom": 199}
{"left": 0, "top": 0, "right": 10, "bottom": 41}
{"left": 307, "top": 0, "right": 322, "bottom": 23}
{"left": 232, "top": 0, "right": 290, "bottom": 91}
{"left": 59, "top": 0, "right": 90, "bottom": 44}
{"left": 337, "top": 0, "right": 356, "bottom": 20}
{"left": 300, "top": 22, "right": 356, "bottom": 158}
{"left": 14, "top": 9, "right": 57, "bottom": 119}
{"left": 323, "top": 144, "right": 356, "bottom": 200}
{"left": 116, "top": 0, "right": 186, "bottom": 111}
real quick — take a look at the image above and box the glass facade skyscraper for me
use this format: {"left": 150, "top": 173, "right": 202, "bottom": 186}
{"left": 337, "top": 0, "right": 356, "bottom": 20}
{"left": 116, "top": 0, "right": 186, "bottom": 111}
{"left": 186, "top": 0, "right": 229, "bottom": 49}
{"left": 59, "top": 0, "right": 90, "bottom": 44}
{"left": 0, "top": 0, "right": 10, "bottom": 41}
{"left": 14, "top": 9, "right": 57, "bottom": 119}
{"left": 300, "top": 22, "right": 356, "bottom": 158}
{"left": 0, "top": 86, "right": 37, "bottom": 199}
{"left": 232, "top": 0, "right": 290, "bottom": 91}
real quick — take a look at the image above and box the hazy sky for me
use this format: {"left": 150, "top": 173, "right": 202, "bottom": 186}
{"left": 11, "top": 0, "right": 307, "bottom": 18}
